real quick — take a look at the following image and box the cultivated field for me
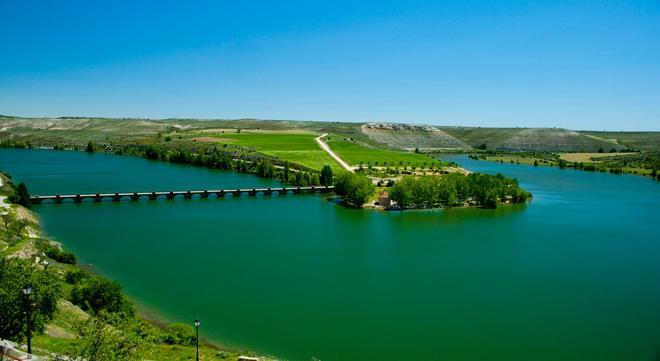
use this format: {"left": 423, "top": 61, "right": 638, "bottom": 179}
{"left": 325, "top": 136, "right": 435, "bottom": 167}
{"left": 200, "top": 132, "right": 342, "bottom": 172}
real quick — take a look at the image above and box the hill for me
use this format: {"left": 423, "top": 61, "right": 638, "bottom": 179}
{"left": 360, "top": 123, "right": 471, "bottom": 151}
{"left": 439, "top": 127, "right": 627, "bottom": 152}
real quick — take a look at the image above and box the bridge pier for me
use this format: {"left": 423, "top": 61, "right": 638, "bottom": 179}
{"left": 93, "top": 194, "right": 102, "bottom": 202}
{"left": 201, "top": 191, "right": 209, "bottom": 198}
{"left": 184, "top": 191, "right": 192, "bottom": 199}
{"left": 215, "top": 190, "right": 225, "bottom": 198}
{"left": 131, "top": 193, "right": 139, "bottom": 201}
{"left": 232, "top": 190, "right": 241, "bottom": 197}
{"left": 71, "top": 195, "right": 79, "bottom": 203}
{"left": 167, "top": 192, "right": 175, "bottom": 200}
{"left": 149, "top": 192, "right": 158, "bottom": 201}
{"left": 264, "top": 188, "right": 272, "bottom": 196}
{"left": 113, "top": 193, "right": 122, "bottom": 202}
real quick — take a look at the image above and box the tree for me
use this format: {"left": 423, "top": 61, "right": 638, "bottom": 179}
{"left": 320, "top": 165, "right": 333, "bottom": 186}
{"left": 86, "top": 141, "right": 96, "bottom": 153}
{"left": 71, "top": 277, "right": 134, "bottom": 316}
{"left": 334, "top": 173, "right": 375, "bottom": 207}
{"left": 8, "top": 182, "right": 31, "bottom": 207}
{"left": 283, "top": 162, "right": 290, "bottom": 182}
{"left": 71, "top": 312, "right": 145, "bottom": 361}
{"left": 0, "top": 258, "right": 61, "bottom": 341}
{"left": 597, "top": 147, "right": 604, "bottom": 153}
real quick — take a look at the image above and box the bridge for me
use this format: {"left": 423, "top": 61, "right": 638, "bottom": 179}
{"left": 30, "top": 186, "right": 334, "bottom": 204}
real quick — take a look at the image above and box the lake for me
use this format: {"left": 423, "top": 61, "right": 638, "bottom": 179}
{"left": 2, "top": 148, "right": 660, "bottom": 361}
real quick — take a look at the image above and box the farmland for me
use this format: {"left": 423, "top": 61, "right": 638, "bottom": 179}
{"left": 196, "top": 131, "right": 343, "bottom": 172}
{"left": 325, "top": 136, "right": 435, "bottom": 167}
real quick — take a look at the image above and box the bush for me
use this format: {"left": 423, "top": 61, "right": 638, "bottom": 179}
{"left": 45, "top": 246, "right": 77, "bottom": 265}
{"left": 65, "top": 269, "right": 88, "bottom": 284}
{"left": 71, "top": 277, "right": 134, "bottom": 316}
{"left": 163, "top": 323, "right": 196, "bottom": 346}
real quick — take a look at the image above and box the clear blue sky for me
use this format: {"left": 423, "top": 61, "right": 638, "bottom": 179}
{"left": 1, "top": 1, "right": 659, "bottom": 130}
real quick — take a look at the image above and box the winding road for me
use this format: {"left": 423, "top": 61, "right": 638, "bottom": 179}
{"left": 315, "top": 134, "right": 354, "bottom": 172}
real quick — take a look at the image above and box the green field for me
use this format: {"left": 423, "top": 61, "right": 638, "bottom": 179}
{"left": 325, "top": 136, "right": 435, "bottom": 167}
{"left": 206, "top": 132, "right": 342, "bottom": 172}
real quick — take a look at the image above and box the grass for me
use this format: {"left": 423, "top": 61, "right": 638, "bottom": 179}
{"left": 559, "top": 152, "right": 636, "bottom": 162}
{"left": 200, "top": 132, "right": 343, "bottom": 172}
{"left": 32, "top": 334, "right": 251, "bottom": 361}
{"left": 325, "top": 136, "right": 435, "bottom": 167}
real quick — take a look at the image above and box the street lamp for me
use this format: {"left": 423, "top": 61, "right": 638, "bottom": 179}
{"left": 194, "top": 318, "right": 200, "bottom": 361}
{"left": 22, "top": 284, "right": 33, "bottom": 356}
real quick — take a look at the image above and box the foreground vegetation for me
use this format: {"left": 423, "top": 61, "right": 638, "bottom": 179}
{"left": 0, "top": 173, "right": 269, "bottom": 360}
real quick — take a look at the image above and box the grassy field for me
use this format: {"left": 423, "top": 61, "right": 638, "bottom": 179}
{"left": 559, "top": 152, "right": 637, "bottom": 162}
{"left": 325, "top": 136, "right": 435, "bottom": 167}
{"left": 199, "top": 132, "right": 342, "bottom": 172}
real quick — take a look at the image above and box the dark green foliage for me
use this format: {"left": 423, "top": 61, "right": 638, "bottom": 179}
{"left": 45, "top": 246, "right": 77, "bottom": 265}
{"left": 85, "top": 141, "right": 96, "bottom": 153}
{"left": 320, "top": 165, "right": 333, "bottom": 186}
{"left": 334, "top": 173, "right": 376, "bottom": 207}
{"left": 0, "top": 257, "right": 61, "bottom": 341}
{"left": 163, "top": 323, "right": 196, "bottom": 346}
{"left": 7, "top": 181, "right": 31, "bottom": 207}
{"left": 65, "top": 269, "right": 88, "bottom": 284}
{"left": 390, "top": 173, "right": 531, "bottom": 209}
{"left": 255, "top": 160, "right": 275, "bottom": 178}
{"left": 72, "top": 312, "right": 145, "bottom": 361}
{"left": 71, "top": 277, "right": 135, "bottom": 316}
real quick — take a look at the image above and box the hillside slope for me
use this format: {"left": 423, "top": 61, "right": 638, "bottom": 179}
{"left": 361, "top": 123, "right": 471, "bottom": 151}
{"left": 439, "top": 127, "right": 626, "bottom": 152}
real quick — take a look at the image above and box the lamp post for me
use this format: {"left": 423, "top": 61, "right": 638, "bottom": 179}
{"left": 22, "top": 284, "right": 33, "bottom": 356}
{"left": 194, "top": 318, "right": 200, "bottom": 361}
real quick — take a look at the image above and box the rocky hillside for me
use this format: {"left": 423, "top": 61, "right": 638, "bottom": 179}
{"left": 439, "top": 127, "right": 626, "bottom": 152}
{"left": 361, "top": 123, "right": 472, "bottom": 151}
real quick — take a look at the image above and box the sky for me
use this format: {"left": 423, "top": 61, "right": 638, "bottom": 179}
{"left": 1, "top": 0, "right": 659, "bottom": 130}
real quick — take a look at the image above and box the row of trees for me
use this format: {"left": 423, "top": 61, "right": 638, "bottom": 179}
{"left": 390, "top": 173, "right": 531, "bottom": 209}
{"left": 142, "top": 144, "right": 334, "bottom": 187}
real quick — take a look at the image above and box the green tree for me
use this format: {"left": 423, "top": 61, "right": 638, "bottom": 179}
{"left": 71, "top": 312, "right": 145, "bottom": 361}
{"left": 320, "top": 165, "right": 333, "bottom": 186}
{"left": 0, "top": 258, "right": 61, "bottom": 341}
{"left": 8, "top": 181, "right": 31, "bottom": 207}
{"left": 71, "top": 277, "right": 134, "bottom": 316}
{"left": 85, "top": 141, "right": 96, "bottom": 153}
{"left": 334, "top": 173, "right": 375, "bottom": 207}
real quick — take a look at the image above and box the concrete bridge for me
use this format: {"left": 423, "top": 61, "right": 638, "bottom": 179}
{"left": 30, "top": 186, "right": 334, "bottom": 204}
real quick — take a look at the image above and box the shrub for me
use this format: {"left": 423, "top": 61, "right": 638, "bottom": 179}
{"left": 45, "top": 246, "right": 77, "bottom": 265}
{"left": 65, "top": 269, "right": 88, "bottom": 284}
{"left": 163, "top": 323, "right": 196, "bottom": 346}
{"left": 72, "top": 277, "right": 134, "bottom": 316}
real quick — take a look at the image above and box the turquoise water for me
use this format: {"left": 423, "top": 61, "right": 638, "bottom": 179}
{"left": 2, "top": 149, "right": 660, "bottom": 361}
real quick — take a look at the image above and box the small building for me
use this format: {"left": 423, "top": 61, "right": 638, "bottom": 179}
{"left": 378, "top": 191, "right": 391, "bottom": 207}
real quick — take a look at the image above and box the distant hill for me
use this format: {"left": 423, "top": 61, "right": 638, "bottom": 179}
{"left": 438, "top": 127, "right": 628, "bottom": 152}
{"left": 1, "top": 116, "right": 657, "bottom": 153}
{"left": 361, "top": 123, "right": 471, "bottom": 151}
